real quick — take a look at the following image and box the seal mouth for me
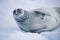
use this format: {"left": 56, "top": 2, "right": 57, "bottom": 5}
{"left": 17, "top": 20, "right": 20, "bottom": 22}
{"left": 16, "top": 19, "right": 23, "bottom": 22}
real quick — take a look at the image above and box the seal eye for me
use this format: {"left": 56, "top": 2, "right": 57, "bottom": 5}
{"left": 35, "top": 11, "right": 45, "bottom": 19}
{"left": 35, "top": 11, "right": 45, "bottom": 15}
{"left": 35, "top": 11, "right": 41, "bottom": 15}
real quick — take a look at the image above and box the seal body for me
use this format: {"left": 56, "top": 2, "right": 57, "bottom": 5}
{"left": 13, "top": 8, "right": 60, "bottom": 33}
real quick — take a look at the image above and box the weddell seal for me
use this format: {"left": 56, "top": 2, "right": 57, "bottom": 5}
{"left": 13, "top": 8, "right": 60, "bottom": 33}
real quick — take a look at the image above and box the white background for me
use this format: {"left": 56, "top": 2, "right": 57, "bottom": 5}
{"left": 0, "top": 0, "right": 60, "bottom": 40}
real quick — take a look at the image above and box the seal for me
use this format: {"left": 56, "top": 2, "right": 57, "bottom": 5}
{"left": 13, "top": 8, "right": 60, "bottom": 33}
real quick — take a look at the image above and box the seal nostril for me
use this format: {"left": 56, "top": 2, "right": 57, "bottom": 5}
{"left": 13, "top": 9, "right": 22, "bottom": 15}
{"left": 17, "top": 9, "right": 22, "bottom": 13}
{"left": 13, "top": 9, "right": 16, "bottom": 14}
